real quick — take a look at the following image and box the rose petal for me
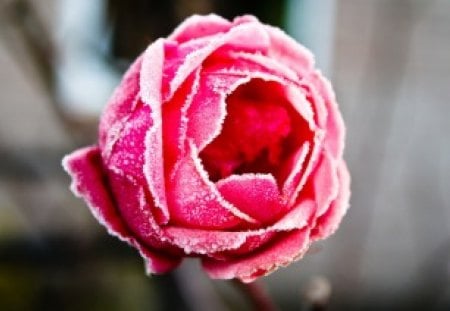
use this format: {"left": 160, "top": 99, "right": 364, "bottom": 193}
{"left": 140, "top": 39, "right": 170, "bottom": 222}
{"left": 62, "top": 146, "right": 181, "bottom": 273}
{"left": 163, "top": 227, "right": 249, "bottom": 255}
{"left": 162, "top": 199, "right": 315, "bottom": 256}
{"left": 108, "top": 103, "right": 150, "bottom": 182}
{"left": 167, "top": 141, "right": 257, "bottom": 229}
{"left": 265, "top": 25, "right": 314, "bottom": 79}
{"left": 312, "top": 151, "right": 340, "bottom": 217}
{"left": 186, "top": 72, "right": 252, "bottom": 151}
{"left": 202, "top": 228, "right": 311, "bottom": 283}
{"left": 307, "top": 71, "right": 345, "bottom": 159}
{"left": 312, "top": 161, "right": 350, "bottom": 241}
{"left": 282, "top": 142, "right": 310, "bottom": 199}
{"left": 162, "top": 68, "right": 201, "bottom": 175}
{"left": 285, "top": 85, "right": 316, "bottom": 131}
{"left": 217, "top": 173, "right": 287, "bottom": 224}
{"left": 63, "top": 147, "right": 128, "bottom": 237}
{"left": 189, "top": 69, "right": 299, "bottom": 153}
{"left": 107, "top": 169, "right": 179, "bottom": 253}
{"left": 289, "top": 131, "right": 325, "bottom": 206}
{"left": 99, "top": 57, "right": 142, "bottom": 160}
{"left": 232, "top": 15, "right": 260, "bottom": 25}
{"left": 167, "top": 21, "right": 270, "bottom": 100}
{"left": 207, "top": 50, "right": 299, "bottom": 84}
{"left": 162, "top": 38, "right": 211, "bottom": 100}
{"left": 209, "top": 232, "right": 277, "bottom": 259}
{"left": 168, "top": 14, "right": 232, "bottom": 43}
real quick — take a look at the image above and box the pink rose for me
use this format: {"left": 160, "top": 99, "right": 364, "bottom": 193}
{"left": 63, "top": 14, "right": 350, "bottom": 283}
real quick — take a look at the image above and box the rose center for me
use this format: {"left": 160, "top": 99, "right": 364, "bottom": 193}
{"left": 200, "top": 79, "right": 297, "bottom": 183}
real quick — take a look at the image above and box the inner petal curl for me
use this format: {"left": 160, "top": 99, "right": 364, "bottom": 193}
{"left": 199, "top": 79, "right": 312, "bottom": 186}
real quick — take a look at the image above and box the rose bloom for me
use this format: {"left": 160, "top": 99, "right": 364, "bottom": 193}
{"left": 63, "top": 14, "right": 350, "bottom": 283}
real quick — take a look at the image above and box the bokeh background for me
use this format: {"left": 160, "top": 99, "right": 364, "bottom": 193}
{"left": 1, "top": 0, "right": 449, "bottom": 310}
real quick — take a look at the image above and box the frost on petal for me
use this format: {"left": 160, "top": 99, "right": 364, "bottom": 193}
{"left": 168, "top": 14, "right": 232, "bottom": 43}
{"left": 167, "top": 141, "right": 256, "bottom": 229}
{"left": 165, "top": 226, "right": 278, "bottom": 259}
{"left": 265, "top": 25, "right": 314, "bottom": 79}
{"left": 288, "top": 131, "right": 324, "bottom": 206}
{"left": 140, "top": 39, "right": 170, "bottom": 221}
{"left": 202, "top": 228, "right": 310, "bottom": 283}
{"left": 107, "top": 169, "right": 181, "bottom": 255}
{"left": 207, "top": 199, "right": 316, "bottom": 260}
{"left": 162, "top": 68, "right": 200, "bottom": 175}
{"left": 271, "top": 199, "right": 316, "bottom": 231}
{"left": 63, "top": 147, "right": 129, "bottom": 237}
{"left": 285, "top": 85, "right": 316, "bottom": 131}
{"left": 167, "top": 21, "right": 270, "bottom": 100}
{"left": 307, "top": 71, "right": 345, "bottom": 159}
{"left": 311, "top": 161, "right": 350, "bottom": 241}
{"left": 163, "top": 227, "right": 248, "bottom": 255}
{"left": 62, "top": 146, "right": 181, "bottom": 273}
{"left": 217, "top": 173, "right": 287, "bottom": 224}
{"left": 281, "top": 142, "right": 310, "bottom": 200}
{"left": 205, "top": 50, "right": 299, "bottom": 85}
{"left": 108, "top": 102, "right": 150, "bottom": 182}
{"left": 162, "top": 38, "right": 212, "bottom": 100}
{"left": 199, "top": 77, "right": 311, "bottom": 186}
{"left": 163, "top": 199, "right": 315, "bottom": 257}
{"left": 99, "top": 57, "right": 142, "bottom": 159}
{"left": 311, "top": 151, "right": 339, "bottom": 217}
{"left": 186, "top": 73, "right": 250, "bottom": 151}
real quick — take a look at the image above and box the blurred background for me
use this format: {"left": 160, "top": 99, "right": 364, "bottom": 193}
{"left": 0, "top": 0, "right": 449, "bottom": 310}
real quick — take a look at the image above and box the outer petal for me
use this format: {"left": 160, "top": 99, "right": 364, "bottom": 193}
{"left": 312, "top": 161, "right": 350, "bottom": 240}
{"left": 162, "top": 68, "right": 201, "bottom": 175}
{"left": 167, "top": 141, "right": 257, "bottom": 229}
{"left": 107, "top": 169, "right": 181, "bottom": 255}
{"left": 312, "top": 151, "right": 340, "bottom": 217}
{"left": 140, "top": 39, "right": 170, "bottom": 221}
{"left": 288, "top": 130, "right": 325, "bottom": 206}
{"left": 186, "top": 72, "right": 252, "bottom": 151}
{"left": 204, "top": 50, "right": 293, "bottom": 82}
{"left": 281, "top": 142, "right": 310, "bottom": 200}
{"left": 99, "top": 57, "right": 142, "bottom": 160}
{"left": 166, "top": 21, "right": 270, "bottom": 100}
{"left": 189, "top": 69, "right": 304, "bottom": 153}
{"left": 202, "top": 228, "right": 311, "bottom": 283}
{"left": 107, "top": 102, "right": 150, "bottom": 183}
{"left": 62, "top": 146, "right": 181, "bottom": 273}
{"left": 168, "top": 14, "right": 232, "bottom": 43}
{"left": 265, "top": 25, "right": 315, "bottom": 79}
{"left": 217, "top": 173, "right": 287, "bottom": 224}
{"left": 162, "top": 199, "right": 315, "bottom": 256}
{"left": 307, "top": 71, "right": 346, "bottom": 159}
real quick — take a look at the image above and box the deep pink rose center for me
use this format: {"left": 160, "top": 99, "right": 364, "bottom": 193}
{"left": 200, "top": 79, "right": 309, "bottom": 184}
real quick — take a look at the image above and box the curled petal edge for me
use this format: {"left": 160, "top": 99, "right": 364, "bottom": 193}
{"left": 202, "top": 228, "right": 311, "bottom": 283}
{"left": 62, "top": 146, "right": 181, "bottom": 274}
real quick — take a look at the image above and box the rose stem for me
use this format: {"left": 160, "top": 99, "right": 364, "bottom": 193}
{"left": 232, "top": 279, "right": 279, "bottom": 311}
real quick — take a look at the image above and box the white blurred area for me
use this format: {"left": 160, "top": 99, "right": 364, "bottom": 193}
{"left": 286, "top": 0, "right": 336, "bottom": 76}
{"left": 55, "top": 0, "right": 120, "bottom": 118}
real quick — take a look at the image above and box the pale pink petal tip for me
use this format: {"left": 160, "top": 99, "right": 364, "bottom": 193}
{"left": 169, "top": 14, "right": 232, "bottom": 43}
{"left": 313, "top": 161, "right": 351, "bottom": 240}
{"left": 217, "top": 173, "right": 286, "bottom": 224}
{"left": 202, "top": 229, "right": 310, "bottom": 283}
{"left": 167, "top": 142, "right": 256, "bottom": 229}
